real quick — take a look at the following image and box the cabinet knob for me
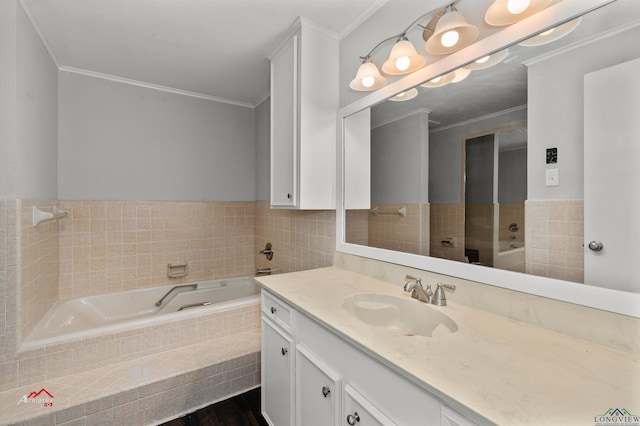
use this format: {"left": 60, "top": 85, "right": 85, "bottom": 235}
{"left": 281, "top": 347, "right": 288, "bottom": 356}
{"left": 322, "top": 386, "right": 331, "bottom": 398}
{"left": 270, "top": 306, "right": 277, "bottom": 314}
{"left": 287, "top": 193, "right": 292, "bottom": 199}
{"left": 347, "top": 412, "right": 360, "bottom": 425}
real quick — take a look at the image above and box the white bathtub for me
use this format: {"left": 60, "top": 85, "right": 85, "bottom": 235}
{"left": 23, "top": 276, "right": 260, "bottom": 348}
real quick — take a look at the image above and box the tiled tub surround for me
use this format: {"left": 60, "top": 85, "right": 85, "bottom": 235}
{"left": 1, "top": 197, "right": 335, "bottom": 423}
{"left": 0, "top": 330, "right": 261, "bottom": 426}
{"left": 58, "top": 200, "right": 256, "bottom": 299}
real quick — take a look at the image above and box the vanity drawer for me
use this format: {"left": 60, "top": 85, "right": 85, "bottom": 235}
{"left": 262, "top": 290, "right": 294, "bottom": 333}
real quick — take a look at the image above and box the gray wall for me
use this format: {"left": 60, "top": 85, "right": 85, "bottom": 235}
{"left": 498, "top": 148, "right": 527, "bottom": 203}
{"left": 429, "top": 107, "right": 526, "bottom": 203}
{"left": 527, "top": 23, "right": 640, "bottom": 200}
{"left": 58, "top": 72, "right": 256, "bottom": 201}
{"left": 465, "top": 135, "right": 494, "bottom": 204}
{"left": 0, "top": 1, "right": 58, "bottom": 199}
{"left": 371, "top": 111, "right": 429, "bottom": 204}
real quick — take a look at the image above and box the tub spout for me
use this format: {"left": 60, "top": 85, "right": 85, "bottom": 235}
{"left": 155, "top": 284, "right": 197, "bottom": 307}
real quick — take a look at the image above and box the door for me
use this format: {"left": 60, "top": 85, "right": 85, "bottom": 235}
{"left": 343, "top": 384, "right": 396, "bottom": 426}
{"left": 296, "top": 345, "right": 341, "bottom": 426}
{"left": 584, "top": 57, "right": 640, "bottom": 292}
{"left": 262, "top": 318, "right": 295, "bottom": 426}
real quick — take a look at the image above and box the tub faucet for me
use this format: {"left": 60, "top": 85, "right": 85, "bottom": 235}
{"left": 403, "top": 275, "right": 432, "bottom": 304}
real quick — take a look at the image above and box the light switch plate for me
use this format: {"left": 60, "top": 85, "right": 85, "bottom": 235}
{"left": 546, "top": 168, "right": 559, "bottom": 186}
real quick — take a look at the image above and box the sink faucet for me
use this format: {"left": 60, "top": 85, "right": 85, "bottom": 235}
{"left": 403, "top": 275, "right": 432, "bottom": 304}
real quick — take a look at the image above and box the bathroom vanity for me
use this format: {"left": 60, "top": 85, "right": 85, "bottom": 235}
{"left": 257, "top": 267, "right": 639, "bottom": 425}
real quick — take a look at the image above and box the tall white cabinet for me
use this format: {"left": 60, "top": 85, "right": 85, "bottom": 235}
{"left": 269, "top": 18, "right": 338, "bottom": 209}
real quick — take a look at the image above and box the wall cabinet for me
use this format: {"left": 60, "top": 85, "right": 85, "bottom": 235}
{"left": 261, "top": 290, "right": 479, "bottom": 426}
{"left": 269, "top": 18, "right": 338, "bottom": 209}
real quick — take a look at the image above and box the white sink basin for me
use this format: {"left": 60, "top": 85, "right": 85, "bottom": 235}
{"left": 343, "top": 293, "right": 458, "bottom": 337}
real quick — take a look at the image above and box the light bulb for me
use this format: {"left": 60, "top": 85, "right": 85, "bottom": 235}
{"left": 362, "top": 76, "right": 375, "bottom": 88}
{"left": 475, "top": 55, "right": 490, "bottom": 64}
{"left": 441, "top": 30, "right": 460, "bottom": 48}
{"left": 395, "top": 56, "right": 411, "bottom": 71}
{"left": 507, "top": 0, "right": 531, "bottom": 15}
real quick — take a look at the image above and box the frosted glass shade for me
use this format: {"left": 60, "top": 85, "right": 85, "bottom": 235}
{"left": 425, "top": 10, "right": 479, "bottom": 56}
{"left": 485, "top": 0, "right": 553, "bottom": 26}
{"left": 382, "top": 39, "right": 425, "bottom": 76}
{"left": 518, "top": 18, "right": 581, "bottom": 46}
{"left": 389, "top": 88, "right": 418, "bottom": 102}
{"left": 421, "top": 71, "right": 455, "bottom": 88}
{"left": 350, "top": 59, "right": 387, "bottom": 91}
{"left": 464, "top": 48, "right": 509, "bottom": 70}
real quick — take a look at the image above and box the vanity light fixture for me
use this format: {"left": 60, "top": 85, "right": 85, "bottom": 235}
{"left": 349, "top": 1, "right": 457, "bottom": 92}
{"left": 350, "top": 57, "right": 387, "bottom": 91}
{"left": 463, "top": 48, "right": 510, "bottom": 70}
{"left": 485, "top": 0, "right": 553, "bottom": 26}
{"left": 518, "top": 17, "right": 582, "bottom": 46}
{"left": 424, "top": 6, "right": 479, "bottom": 56}
{"left": 389, "top": 88, "right": 418, "bottom": 102}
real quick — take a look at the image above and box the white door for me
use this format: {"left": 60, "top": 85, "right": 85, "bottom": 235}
{"left": 261, "top": 318, "right": 295, "bottom": 426}
{"left": 584, "top": 57, "right": 640, "bottom": 292}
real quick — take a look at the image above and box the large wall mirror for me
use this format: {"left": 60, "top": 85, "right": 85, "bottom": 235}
{"left": 338, "top": 0, "right": 640, "bottom": 317}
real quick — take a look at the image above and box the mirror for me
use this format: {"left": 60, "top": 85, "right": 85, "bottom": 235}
{"left": 339, "top": 0, "right": 640, "bottom": 317}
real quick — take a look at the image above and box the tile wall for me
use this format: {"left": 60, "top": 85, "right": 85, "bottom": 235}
{"left": 367, "top": 203, "right": 428, "bottom": 256}
{"left": 465, "top": 203, "right": 495, "bottom": 266}
{"left": 525, "top": 199, "right": 584, "bottom": 283}
{"left": 254, "top": 201, "right": 335, "bottom": 275}
{"left": 430, "top": 203, "right": 465, "bottom": 262}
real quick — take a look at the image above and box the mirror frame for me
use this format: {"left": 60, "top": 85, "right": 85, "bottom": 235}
{"left": 336, "top": 0, "right": 640, "bottom": 318}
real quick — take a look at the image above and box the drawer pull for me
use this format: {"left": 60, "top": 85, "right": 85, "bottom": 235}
{"left": 281, "top": 347, "right": 288, "bottom": 356}
{"left": 347, "top": 412, "right": 360, "bottom": 425}
{"left": 322, "top": 386, "right": 331, "bottom": 397}
{"left": 270, "top": 306, "right": 277, "bottom": 314}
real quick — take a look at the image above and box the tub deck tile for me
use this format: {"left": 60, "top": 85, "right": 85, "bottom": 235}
{"left": 0, "top": 329, "right": 260, "bottom": 425}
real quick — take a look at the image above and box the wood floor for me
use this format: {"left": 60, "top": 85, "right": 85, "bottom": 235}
{"left": 160, "top": 388, "right": 268, "bottom": 426}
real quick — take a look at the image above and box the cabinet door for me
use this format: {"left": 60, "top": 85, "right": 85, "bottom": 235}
{"left": 262, "top": 318, "right": 295, "bottom": 426}
{"left": 343, "top": 384, "right": 396, "bottom": 426}
{"left": 270, "top": 33, "right": 298, "bottom": 208}
{"left": 296, "top": 344, "right": 341, "bottom": 426}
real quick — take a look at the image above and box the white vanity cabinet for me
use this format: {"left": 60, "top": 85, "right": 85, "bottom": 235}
{"left": 260, "top": 289, "right": 479, "bottom": 426}
{"left": 268, "top": 18, "right": 338, "bottom": 210}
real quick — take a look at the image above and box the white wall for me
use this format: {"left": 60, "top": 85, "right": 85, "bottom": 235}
{"left": 0, "top": 1, "right": 58, "bottom": 199}
{"left": 58, "top": 72, "right": 256, "bottom": 201}
{"left": 527, "top": 21, "right": 640, "bottom": 200}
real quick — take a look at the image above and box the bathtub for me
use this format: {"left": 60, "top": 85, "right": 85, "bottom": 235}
{"left": 23, "top": 276, "right": 260, "bottom": 348}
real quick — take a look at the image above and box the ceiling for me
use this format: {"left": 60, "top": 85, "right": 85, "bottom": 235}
{"left": 21, "top": 0, "right": 384, "bottom": 107}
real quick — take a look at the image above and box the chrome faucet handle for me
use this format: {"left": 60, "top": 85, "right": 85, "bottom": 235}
{"left": 404, "top": 274, "right": 422, "bottom": 285}
{"left": 432, "top": 283, "right": 456, "bottom": 306}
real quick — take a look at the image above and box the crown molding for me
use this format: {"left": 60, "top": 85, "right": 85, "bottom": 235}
{"left": 430, "top": 104, "right": 527, "bottom": 133}
{"left": 19, "top": 0, "right": 60, "bottom": 67}
{"left": 372, "top": 108, "right": 432, "bottom": 129}
{"left": 339, "top": 0, "right": 389, "bottom": 40}
{"left": 59, "top": 66, "right": 256, "bottom": 109}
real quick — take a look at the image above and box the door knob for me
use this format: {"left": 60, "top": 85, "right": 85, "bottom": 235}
{"left": 588, "top": 241, "right": 604, "bottom": 252}
{"left": 322, "top": 386, "right": 331, "bottom": 397}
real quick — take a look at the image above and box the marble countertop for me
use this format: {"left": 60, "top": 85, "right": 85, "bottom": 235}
{"left": 256, "top": 267, "right": 640, "bottom": 426}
